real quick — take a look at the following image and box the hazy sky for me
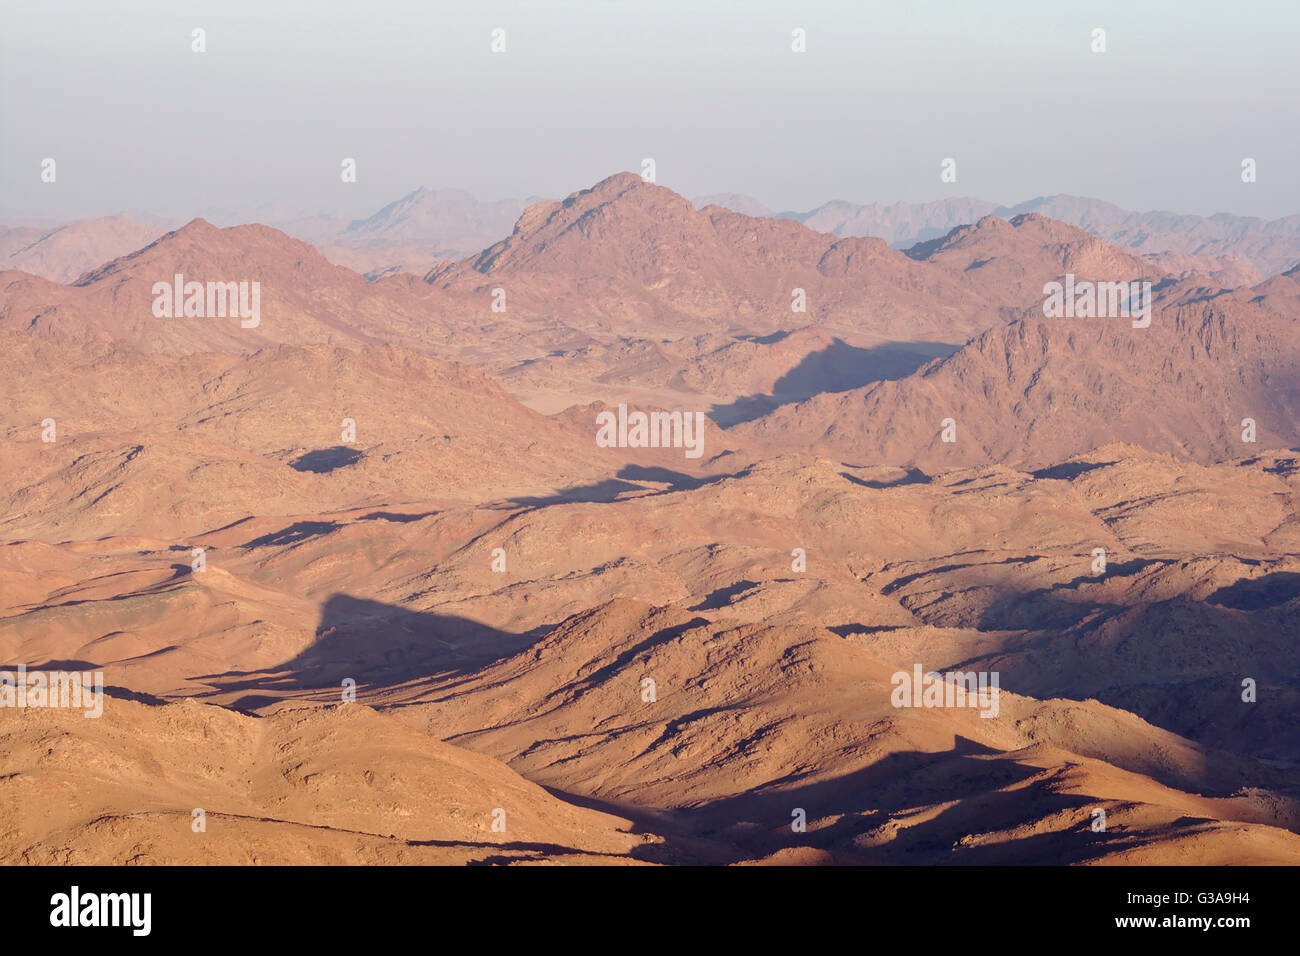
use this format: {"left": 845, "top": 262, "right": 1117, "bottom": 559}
{"left": 3, "top": 0, "right": 1298, "bottom": 222}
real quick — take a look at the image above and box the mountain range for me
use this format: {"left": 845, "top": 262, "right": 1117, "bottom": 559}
{"left": 2, "top": 172, "right": 1298, "bottom": 866}
{"left": 9, "top": 182, "right": 1297, "bottom": 287}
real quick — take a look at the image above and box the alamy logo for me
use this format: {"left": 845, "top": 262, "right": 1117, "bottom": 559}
{"left": 890, "top": 664, "right": 1000, "bottom": 718}
{"left": 50, "top": 886, "right": 151, "bottom": 936}
{"left": 1042, "top": 273, "right": 1151, "bottom": 328}
{"left": 152, "top": 273, "right": 260, "bottom": 328}
{"left": 0, "top": 666, "right": 103, "bottom": 717}
{"left": 595, "top": 403, "right": 706, "bottom": 459}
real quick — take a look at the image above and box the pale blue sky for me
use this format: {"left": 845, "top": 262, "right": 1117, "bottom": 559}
{"left": 2, "top": 0, "right": 1297, "bottom": 221}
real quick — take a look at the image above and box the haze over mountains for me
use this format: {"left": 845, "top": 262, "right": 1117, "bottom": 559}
{"left": 0, "top": 216, "right": 164, "bottom": 284}
{"left": 10, "top": 179, "right": 1298, "bottom": 288}
{"left": 2, "top": 172, "right": 1298, "bottom": 866}
{"left": 696, "top": 191, "right": 1300, "bottom": 281}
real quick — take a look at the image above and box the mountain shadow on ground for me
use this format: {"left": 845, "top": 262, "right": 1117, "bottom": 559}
{"left": 710, "top": 338, "right": 958, "bottom": 427}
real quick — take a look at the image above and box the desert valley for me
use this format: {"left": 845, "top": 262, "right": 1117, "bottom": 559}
{"left": 2, "top": 172, "right": 1299, "bottom": 866}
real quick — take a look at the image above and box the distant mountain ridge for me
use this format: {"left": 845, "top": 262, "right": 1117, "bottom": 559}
{"left": 425, "top": 172, "right": 1165, "bottom": 344}
{"left": 0, "top": 216, "right": 164, "bottom": 283}
{"left": 695, "top": 192, "right": 1300, "bottom": 277}
{"left": 10, "top": 184, "right": 1295, "bottom": 286}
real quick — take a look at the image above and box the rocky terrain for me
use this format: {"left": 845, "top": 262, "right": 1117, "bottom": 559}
{"left": 2, "top": 174, "right": 1297, "bottom": 866}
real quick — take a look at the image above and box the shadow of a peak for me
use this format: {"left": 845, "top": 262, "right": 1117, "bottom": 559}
{"left": 644, "top": 736, "right": 1121, "bottom": 865}
{"left": 736, "top": 330, "right": 793, "bottom": 345}
{"left": 1030, "top": 460, "right": 1118, "bottom": 481}
{"left": 617, "top": 464, "right": 707, "bottom": 490}
{"left": 501, "top": 477, "right": 646, "bottom": 509}
{"left": 193, "top": 593, "right": 540, "bottom": 710}
{"left": 690, "top": 580, "right": 760, "bottom": 611}
{"left": 290, "top": 446, "right": 362, "bottom": 474}
{"left": 710, "top": 339, "right": 959, "bottom": 427}
{"left": 357, "top": 509, "right": 438, "bottom": 523}
{"left": 1208, "top": 571, "right": 1300, "bottom": 610}
{"left": 496, "top": 468, "right": 733, "bottom": 511}
{"left": 842, "top": 467, "right": 930, "bottom": 490}
{"left": 242, "top": 521, "right": 340, "bottom": 549}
